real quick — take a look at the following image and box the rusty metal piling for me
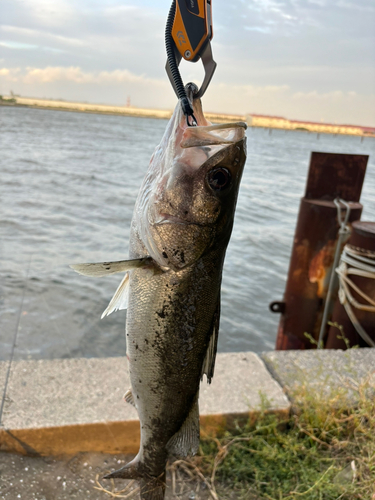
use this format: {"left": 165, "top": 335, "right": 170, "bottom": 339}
{"left": 271, "top": 152, "right": 368, "bottom": 350}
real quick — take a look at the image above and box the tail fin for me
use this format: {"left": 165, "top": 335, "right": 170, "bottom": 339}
{"left": 104, "top": 459, "right": 165, "bottom": 500}
{"left": 139, "top": 473, "right": 166, "bottom": 500}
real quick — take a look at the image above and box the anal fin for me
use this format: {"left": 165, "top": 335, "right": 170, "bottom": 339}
{"left": 166, "top": 394, "right": 200, "bottom": 458}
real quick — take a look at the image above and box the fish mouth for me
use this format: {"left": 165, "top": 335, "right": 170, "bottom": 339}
{"left": 184, "top": 122, "right": 247, "bottom": 133}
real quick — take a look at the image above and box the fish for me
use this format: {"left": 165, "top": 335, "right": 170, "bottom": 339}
{"left": 71, "top": 84, "right": 247, "bottom": 500}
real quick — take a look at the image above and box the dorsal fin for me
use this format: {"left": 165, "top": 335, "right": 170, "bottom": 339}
{"left": 201, "top": 295, "right": 220, "bottom": 384}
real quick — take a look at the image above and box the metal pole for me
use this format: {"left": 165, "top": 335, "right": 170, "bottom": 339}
{"left": 317, "top": 199, "right": 351, "bottom": 347}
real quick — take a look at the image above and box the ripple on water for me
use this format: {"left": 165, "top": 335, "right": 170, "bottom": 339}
{"left": 1, "top": 106, "right": 374, "bottom": 360}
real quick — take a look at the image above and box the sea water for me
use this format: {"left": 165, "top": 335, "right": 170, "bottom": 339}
{"left": 1, "top": 106, "right": 374, "bottom": 361}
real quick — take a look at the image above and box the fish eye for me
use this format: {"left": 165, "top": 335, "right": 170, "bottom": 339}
{"left": 207, "top": 168, "right": 231, "bottom": 191}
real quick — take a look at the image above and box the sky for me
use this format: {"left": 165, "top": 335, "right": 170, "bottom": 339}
{"left": 1, "top": 0, "right": 375, "bottom": 126}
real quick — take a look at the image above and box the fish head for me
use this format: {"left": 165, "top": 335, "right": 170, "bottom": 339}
{"left": 133, "top": 93, "right": 247, "bottom": 271}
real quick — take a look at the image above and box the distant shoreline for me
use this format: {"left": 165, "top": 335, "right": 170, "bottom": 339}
{"left": 0, "top": 95, "right": 242, "bottom": 125}
{"left": 1, "top": 95, "right": 374, "bottom": 137}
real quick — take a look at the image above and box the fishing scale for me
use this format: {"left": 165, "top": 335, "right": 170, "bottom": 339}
{"left": 165, "top": 0, "right": 217, "bottom": 124}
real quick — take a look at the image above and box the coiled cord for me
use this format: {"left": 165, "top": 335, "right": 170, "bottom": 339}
{"left": 165, "top": 0, "right": 197, "bottom": 125}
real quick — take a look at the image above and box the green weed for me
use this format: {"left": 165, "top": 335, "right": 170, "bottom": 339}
{"left": 190, "top": 379, "right": 375, "bottom": 499}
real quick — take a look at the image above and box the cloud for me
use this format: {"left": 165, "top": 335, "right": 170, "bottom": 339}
{"left": 0, "top": 41, "right": 38, "bottom": 50}
{"left": 0, "top": 65, "right": 167, "bottom": 87}
{"left": 244, "top": 26, "right": 271, "bottom": 33}
{"left": 1, "top": 64, "right": 374, "bottom": 126}
{"left": 287, "top": 89, "right": 375, "bottom": 124}
{"left": 242, "top": 0, "right": 315, "bottom": 33}
{"left": 202, "top": 82, "right": 375, "bottom": 126}
{"left": 233, "top": 83, "right": 290, "bottom": 97}
{"left": 336, "top": 0, "right": 375, "bottom": 11}
{"left": 292, "top": 90, "right": 358, "bottom": 101}
{"left": 1, "top": 0, "right": 374, "bottom": 125}
{"left": 15, "top": 0, "right": 78, "bottom": 28}
{"left": 0, "top": 67, "right": 20, "bottom": 81}
{"left": 1, "top": 25, "right": 87, "bottom": 47}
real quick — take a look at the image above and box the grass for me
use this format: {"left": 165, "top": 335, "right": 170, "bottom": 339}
{"left": 186, "top": 378, "right": 375, "bottom": 500}
{"left": 95, "top": 380, "right": 374, "bottom": 499}
{"left": 95, "top": 341, "right": 374, "bottom": 500}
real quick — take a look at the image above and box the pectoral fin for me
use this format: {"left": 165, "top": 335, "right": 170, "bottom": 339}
{"left": 123, "top": 388, "right": 135, "bottom": 407}
{"left": 70, "top": 257, "right": 153, "bottom": 277}
{"left": 201, "top": 296, "right": 220, "bottom": 384}
{"left": 101, "top": 273, "right": 129, "bottom": 318}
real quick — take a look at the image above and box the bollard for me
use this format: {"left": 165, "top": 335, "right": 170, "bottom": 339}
{"left": 326, "top": 221, "right": 375, "bottom": 348}
{"left": 271, "top": 152, "right": 368, "bottom": 350}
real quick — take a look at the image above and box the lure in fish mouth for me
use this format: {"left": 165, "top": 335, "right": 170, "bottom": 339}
{"left": 71, "top": 87, "right": 247, "bottom": 500}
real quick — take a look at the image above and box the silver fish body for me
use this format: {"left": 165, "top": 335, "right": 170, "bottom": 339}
{"left": 72, "top": 87, "right": 247, "bottom": 499}
{"left": 119, "top": 98, "right": 246, "bottom": 498}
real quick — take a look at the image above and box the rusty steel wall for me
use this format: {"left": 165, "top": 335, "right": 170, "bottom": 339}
{"left": 272, "top": 152, "right": 368, "bottom": 350}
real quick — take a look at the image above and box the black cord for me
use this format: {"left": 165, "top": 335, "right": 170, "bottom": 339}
{"left": 165, "top": 0, "right": 197, "bottom": 125}
{"left": 0, "top": 255, "right": 31, "bottom": 426}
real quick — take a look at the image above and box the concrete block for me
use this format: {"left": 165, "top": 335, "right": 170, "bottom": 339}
{"left": 0, "top": 352, "right": 289, "bottom": 456}
{"left": 261, "top": 348, "right": 375, "bottom": 405}
{"left": 203, "top": 352, "right": 290, "bottom": 414}
{"left": 0, "top": 358, "right": 138, "bottom": 456}
{"left": 1, "top": 358, "right": 137, "bottom": 428}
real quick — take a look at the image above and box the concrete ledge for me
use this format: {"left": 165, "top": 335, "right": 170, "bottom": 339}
{"left": 3, "top": 349, "right": 373, "bottom": 457}
{"left": 0, "top": 352, "right": 290, "bottom": 456}
{"left": 262, "top": 348, "right": 375, "bottom": 405}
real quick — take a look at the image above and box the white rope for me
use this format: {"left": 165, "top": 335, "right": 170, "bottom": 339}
{"left": 336, "top": 244, "right": 375, "bottom": 347}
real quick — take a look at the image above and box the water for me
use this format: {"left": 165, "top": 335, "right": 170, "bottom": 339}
{"left": 1, "top": 106, "right": 374, "bottom": 361}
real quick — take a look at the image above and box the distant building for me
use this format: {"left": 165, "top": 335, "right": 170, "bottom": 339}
{"left": 1, "top": 94, "right": 373, "bottom": 136}
{"left": 246, "top": 113, "right": 374, "bottom": 136}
